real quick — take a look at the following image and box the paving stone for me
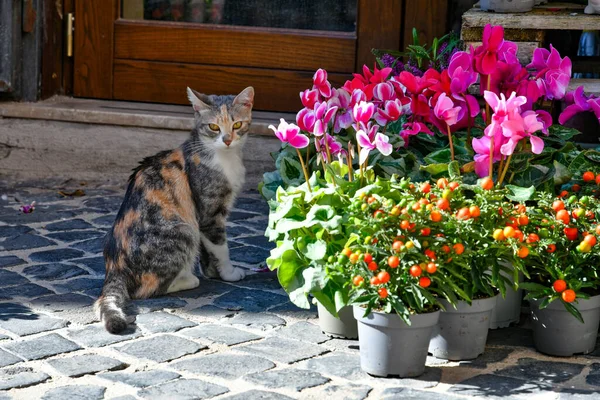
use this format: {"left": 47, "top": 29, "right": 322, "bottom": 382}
{"left": 171, "top": 353, "right": 274, "bottom": 380}
{"left": 84, "top": 196, "right": 123, "bottom": 211}
{"left": 230, "top": 211, "right": 259, "bottom": 221}
{"left": 0, "top": 311, "right": 67, "bottom": 336}
{"left": 0, "top": 283, "right": 53, "bottom": 299}
{"left": 239, "top": 337, "right": 328, "bottom": 364}
{"left": 99, "top": 370, "right": 181, "bottom": 388}
{"left": 0, "top": 210, "right": 78, "bottom": 224}
{"left": 315, "top": 384, "right": 372, "bottom": 400}
{"left": 222, "top": 391, "right": 293, "bottom": 400}
{"left": 70, "top": 237, "right": 104, "bottom": 253}
{"left": 486, "top": 326, "right": 534, "bottom": 348}
{"left": 48, "top": 354, "right": 127, "bottom": 377}
{"left": 0, "top": 225, "right": 33, "bottom": 237}
{"left": 459, "top": 347, "right": 514, "bottom": 369}
{"left": 180, "top": 324, "right": 261, "bottom": 345}
{"left": 116, "top": 335, "right": 204, "bottom": 363}
{"left": 230, "top": 245, "right": 270, "bottom": 265}
{"left": 495, "top": 357, "right": 585, "bottom": 385}
{"left": 131, "top": 297, "right": 188, "bottom": 313}
{"left": 138, "top": 379, "right": 228, "bottom": 400}
{"left": 585, "top": 363, "right": 600, "bottom": 386}
{"left": 41, "top": 385, "right": 106, "bottom": 400}
{"left": 227, "top": 225, "right": 255, "bottom": 238}
{"left": 136, "top": 312, "right": 196, "bottom": 333}
{"left": 109, "top": 396, "right": 137, "bottom": 400}
{"left": 385, "top": 367, "right": 442, "bottom": 389}
{"left": 382, "top": 387, "right": 463, "bottom": 400}
{"left": 244, "top": 218, "right": 268, "bottom": 232}
{"left": 2, "top": 333, "right": 81, "bottom": 360}
{"left": 235, "top": 271, "right": 283, "bottom": 291}
{"left": 0, "top": 234, "right": 56, "bottom": 251}
{"left": 0, "top": 393, "right": 10, "bottom": 400}
{"left": 44, "top": 219, "right": 94, "bottom": 231}
{"left": 559, "top": 389, "right": 600, "bottom": 399}
{"left": 188, "top": 305, "right": 236, "bottom": 319}
{"left": 214, "top": 288, "right": 288, "bottom": 312}
{"left": 22, "top": 263, "right": 88, "bottom": 281}
{"left": 223, "top": 312, "right": 286, "bottom": 330}
{"left": 54, "top": 277, "right": 103, "bottom": 294}
{"left": 0, "top": 349, "right": 23, "bottom": 368}
{"left": 449, "top": 374, "right": 552, "bottom": 398}
{"left": 0, "top": 366, "right": 50, "bottom": 390}
{"left": 322, "top": 338, "right": 360, "bottom": 354}
{"left": 0, "top": 269, "right": 29, "bottom": 288}
{"left": 276, "top": 322, "right": 330, "bottom": 344}
{"left": 0, "top": 255, "right": 26, "bottom": 268}
{"left": 46, "top": 230, "right": 105, "bottom": 243}
{"left": 29, "top": 248, "right": 85, "bottom": 263}
{"left": 245, "top": 368, "right": 329, "bottom": 391}
{"left": 175, "top": 279, "right": 233, "bottom": 299}
{"left": 30, "top": 293, "right": 94, "bottom": 312}
{"left": 71, "top": 256, "right": 105, "bottom": 275}
{"left": 92, "top": 214, "right": 116, "bottom": 228}
{"left": 234, "top": 197, "right": 269, "bottom": 214}
{"left": 299, "top": 353, "right": 366, "bottom": 380}
{"left": 67, "top": 323, "right": 142, "bottom": 347}
{"left": 269, "top": 302, "right": 318, "bottom": 319}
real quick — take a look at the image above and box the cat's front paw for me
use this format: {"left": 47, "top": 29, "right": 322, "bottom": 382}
{"left": 219, "top": 266, "right": 246, "bottom": 282}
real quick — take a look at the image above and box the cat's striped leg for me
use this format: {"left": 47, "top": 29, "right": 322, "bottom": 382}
{"left": 199, "top": 230, "right": 245, "bottom": 282}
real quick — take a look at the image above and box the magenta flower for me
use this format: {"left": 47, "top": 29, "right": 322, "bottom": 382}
{"left": 315, "top": 134, "right": 344, "bottom": 160}
{"left": 500, "top": 111, "right": 545, "bottom": 155}
{"left": 473, "top": 134, "right": 503, "bottom": 177}
{"left": 433, "top": 93, "right": 463, "bottom": 126}
{"left": 269, "top": 119, "right": 309, "bottom": 149}
{"left": 473, "top": 25, "right": 507, "bottom": 75}
{"left": 373, "top": 82, "right": 395, "bottom": 102}
{"left": 400, "top": 122, "right": 433, "bottom": 147}
{"left": 484, "top": 91, "right": 527, "bottom": 130}
{"left": 313, "top": 69, "right": 333, "bottom": 98}
{"left": 296, "top": 107, "right": 316, "bottom": 132}
{"left": 559, "top": 86, "right": 597, "bottom": 124}
{"left": 300, "top": 89, "right": 319, "bottom": 108}
{"left": 527, "top": 45, "right": 572, "bottom": 100}
{"left": 312, "top": 102, "right": 338, "bottom": 137}
{"left": 352, "top": 101, "right": 375, "bottom": 127}
{"left": 375, "top": 99, "right": 406, "bottom": 125}
{"left": 356, "top": 129, "right": 393, "bottom": 164}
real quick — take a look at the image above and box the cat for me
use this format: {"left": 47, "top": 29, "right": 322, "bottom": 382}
{"left": 95, "top": 86, "right": 254, "bottom": 333}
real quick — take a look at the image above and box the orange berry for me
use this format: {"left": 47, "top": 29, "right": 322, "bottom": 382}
{"left": 562, "top": 289, "right": 576, "bottom": 303}
{"left": 410, "top": 265, "right": 422, "bottom": 277}
{"left": 453, "top": 243, "right": 465, "bottom": 255}
{"left": 342, "top": 248, "right": 352, "bottom": 258}
{"left": 556, "top": 209, "right": 570, "bottom": 224}
{"left": 546, "top": 244, "right": 556, "bottom": 253}
{"left": 526, "top": 233, "right": 540, "bottom": 244}
{"left": 430, "top": 210, "right": 442, "bottom": 222}
{"left": 388, "top": 256, "right": 400, "bottom": 268}
{"left": 370, "top": 276, "right": 381, "bottom": 285}
{"left": 493, "top": 229, "right": 505, "bottom": 241}
{"left": 436, "top": 198, "right": 450, "bottom": 211}
{"left": 457, "top": 207, "right": 471, "bottom": 220}
{"left": 559, "top": 190, "right": 569, "bottom": 198}
{"left": 421, "top": 228, "right": 431, "bottom": 236}
{"left": 421, "top": 182, "right": 431, "bottom": 194}
{"left": 583, "top": 171, "right": 595, "bottom": 182}
{"left": 517, "top": 246, "right": 529, "bottom": 258}
{"left": 584, "top": 234, "right": 597, "bottom": 247}
{"left": 469, "top": 206, "right": 481, "bottom": 218}
{"left": 518, "top": 214, "right": 529, "bottom": 226}
{"left": 596, "top": 175, "right": 600, "bottom": 185}
{"left": 353, "top": 276, "right": 364, "bottom": 286}
{"left": 480, "top": 177, "right": 494, "bottom": 190}
{"left": 515, "top": 204, "right": 527, "bottom": 214}
{"left": 553, "top": 279, "right": 567, "bottom": 293}
{"left": 377, "top": 271, "right": 390, "bottom": 284}
{"left": 572, "top": 184, "right": 581, "bottom": 192}
{"left": 552, "top": 200, "right": 565, "bottom": 212}
{"left": 367, "top": 261, "right": 378, "bottom": 271}
{"left": 349, "top": 253, "right": 359, "bottom": 264}
{"left": 437, "top": 178, "right": 448, "bottom": 189}
{"left": 419, "top": 277, "right": 431, "bottom": 288}
{"left": 448, "top": 181, "right": 459, "bottom": 191}
{"left": 441, "top": 245, "right": 451, "bottom": 254}
{"left": 392, "top": 240, "right": 404, "bottom": 252}
{"left": 378, "top": 287, "right": 389, "bottom": 298}
{"left": 363, "top": 253, "right": 373, "bottom": 264}
{"left": 503, "top": 226, "right": 516, "bottom": 239}
{"left": 426, "top": 262, "right": 437, "bottom": 274}
{"left": 400, "top": 220, "right": 410, "bottom": 230}
{"left": 424, "top": 249, "right": 437, "bottom": 260}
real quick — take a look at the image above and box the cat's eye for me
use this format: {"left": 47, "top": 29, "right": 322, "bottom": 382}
{"left": 208, "top": 124, "right": 220, "bottom": 131}
{"left": 232, "top": 121, "right": 242, "bottom": 129}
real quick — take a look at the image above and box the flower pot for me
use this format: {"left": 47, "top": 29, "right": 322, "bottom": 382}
{"left": 530, "top": 295, "right": 600, "bottom": 356}
{"left": 490, "top": 266, "right": 523, "bottom": 329}
{"left": 480, "top": 0, "right": 535, "bottom": 12}
{"left": 428, "top": 296, "right": 497, "bottom": 361}
{"left": 317, "top": 302, "right": 358, "bottom": 339}
{"left": 353, "top": 306, "right": 440, "bottom": 378}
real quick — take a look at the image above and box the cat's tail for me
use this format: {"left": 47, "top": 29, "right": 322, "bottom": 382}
{"left": 95, "top": 273, "right": 130, "bottom": 334}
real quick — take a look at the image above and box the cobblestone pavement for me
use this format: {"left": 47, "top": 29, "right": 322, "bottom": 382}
{"left": 0, "top": 180, "right": 599, "bottom": 400}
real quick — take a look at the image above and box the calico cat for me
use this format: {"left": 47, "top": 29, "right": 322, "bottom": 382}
{"left": 95, "top": 86, "right": 254, "bottom": 333}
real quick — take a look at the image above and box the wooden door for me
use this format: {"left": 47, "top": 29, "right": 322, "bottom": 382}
{"left": 73, "top": 1, "right": 404, "bottom": 112}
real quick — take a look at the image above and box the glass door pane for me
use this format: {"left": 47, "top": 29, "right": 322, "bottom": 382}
{"left": 122, "top": 0, "right": 358, "bottom": 32}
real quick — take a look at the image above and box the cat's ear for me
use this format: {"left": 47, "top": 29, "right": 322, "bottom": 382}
{"left": 187, "top": 87, "right": 211, "bottom": 112}
{"left": 233, "top": 87, "right": 254, "bottom": 108}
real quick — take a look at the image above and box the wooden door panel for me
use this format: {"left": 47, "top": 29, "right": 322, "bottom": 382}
{"left": 113, "top": 59, "right": 350, "bottom": 112}
{"left": 114, "top": 20, "right": 356, "bottom": 73}
{"left": 73, "top": 0, "right": 118, "bottom": 98}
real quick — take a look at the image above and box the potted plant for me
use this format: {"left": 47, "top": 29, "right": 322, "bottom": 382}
{"left": 516, "top": 187, "right": 600, "bottom": 356}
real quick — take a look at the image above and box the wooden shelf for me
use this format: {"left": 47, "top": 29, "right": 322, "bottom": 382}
{"left": 463, "top": 2, "right": 600, "bottom": 31}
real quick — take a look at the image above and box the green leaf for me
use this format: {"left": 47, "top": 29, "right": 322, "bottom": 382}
{"left": 448, "top": 161, "right": 461, "bottom": 180}
{"left": 563, "top": 301, "right": 584, "bottom": 323}
{"left": 420, "top": 163, "right": 448, "bottom": 176}
{"left": 280, "top": 157, "right": 304, "bottom": 186}
{"left": 553, "top": 160, "right": 572, "bottom": 186}
{"left": 303, "top": 240, "right": 327, "bottom": 261}
{"left": 505, "top": 185, "right": 535, "bottom": 202}
{"left": 276, "top": 249, "right": 303, "bottom": 292}
{"left": 289, "top": 286, "right": 310, "bottom": 309}
{"left": 425, "top": 149, "right": 453, "bottom": 165}
{"left": 517, "top": 282, "right": 549, "bottom": 293}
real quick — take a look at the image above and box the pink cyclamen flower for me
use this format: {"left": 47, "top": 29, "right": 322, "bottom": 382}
{"left": 527, "top": 45, "right": 572, "bottom": 100}
{"left": 353, "top": 101, "right": 375, "bottom": 127}
{"left": 472, "top": 134, "right": 503, "bottom": 177}
{"left": 356, "top": 130, "right": 393, "bottom": 165}
{"left": 327, "top": 89, "right": 354, "bottom": 133}
{"left": 269, "top": 119, "right": 309, "bottom": 149}
{"left": 316, "top": 134, "right": 344, "bottom": 160}
{"left": 400, "top": 122, "right": 433, "bottom": 147}
{"left": 473, "top": 24, "right": 506, "bottom": 75}
{"left": 296, "top": 107, "right": 316, "bottom": 132}
{"left": 434, "top": 93, "right": 463, "bottom": 126}
{"left": 500, "top": 111, "right": 545, "bottom": 156}
{"left": 558, "top": 86, "right": 600, "bottom": 124}
{"left": 300, "top": 89, "right": 319, "bottom": 109}
{"left": 313, "top": 69, "right": 332, "bottom": 98}
{"left": 484, "top": 91, "right": 527, "bottom": 130}
{"left": 375, "top": 99, "right": 405, "bottom": 125}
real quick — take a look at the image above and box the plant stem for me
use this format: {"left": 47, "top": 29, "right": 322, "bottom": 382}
{"left": 497, "top": 156, "right": 504, "bottom": 181}
{"left": 465, "top": 96, "right": 472, "bottom": 145}
{"left": 305, "top": 141, "right": 310, "bottom": 167}
{"left": 324, "top": 136, "right": 332, "bottom": 164}
{"left": 488, "top": 135, "right": 494, "bottom": 180}
{"left": 485, "top": 74, "right": 491, "bottom": 125}
{"left": 356, "top": 140, "right": 364, "bottom": 180}
{"left": 446, "top": 123, "right": 455, "bottom": 161}
{"left": 498, "top": 153, "right": 513, "bottom": 186}
{"left": 347, "top": 142, "right": 354, "bottom": 182}
{"left": 486, "top": 75, "right": 494, "bottom": 180}
{"left": 296, "top": 148, "right": 312, "bottom": 192}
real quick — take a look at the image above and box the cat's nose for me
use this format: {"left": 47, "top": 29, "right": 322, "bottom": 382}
{"left": 223, "top": 135, "right": 232, "bottom": 146}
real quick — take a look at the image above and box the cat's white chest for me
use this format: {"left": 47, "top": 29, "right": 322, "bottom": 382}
{"left": 211, "top": 149, "right": 246, "bottom": 194}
